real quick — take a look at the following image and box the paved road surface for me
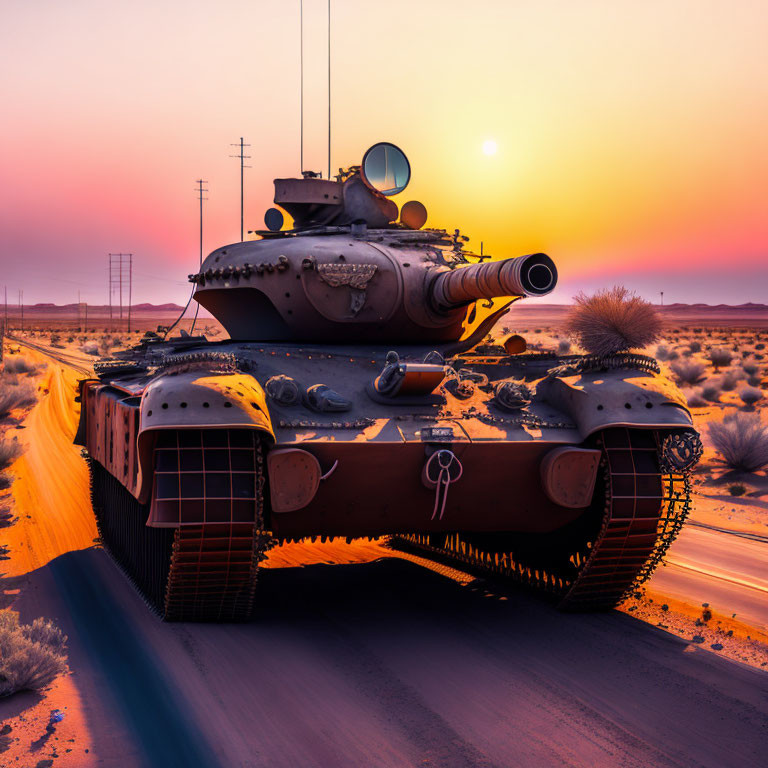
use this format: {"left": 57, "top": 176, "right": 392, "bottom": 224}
{"left": 4, "top": 340, "right": 768, "bottom": 768}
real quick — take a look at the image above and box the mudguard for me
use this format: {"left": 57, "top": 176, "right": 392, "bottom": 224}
{"left": 135, "top": 370, "right": 273, "bottom": 503}
{"left": 538, "top": 368, "right": 693, "bottom": 439}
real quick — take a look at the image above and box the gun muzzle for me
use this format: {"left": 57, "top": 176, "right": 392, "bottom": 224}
{"left": 430, "top": 253, "right": 557, "bottom": 311}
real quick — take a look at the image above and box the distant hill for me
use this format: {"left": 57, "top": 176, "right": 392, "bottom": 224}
{"left": 19, "top": 302, "right": 185, "bottom": 314}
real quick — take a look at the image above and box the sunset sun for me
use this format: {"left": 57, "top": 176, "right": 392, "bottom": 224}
{"left": 482, "top": 139, "right": 498, "bottom": 155}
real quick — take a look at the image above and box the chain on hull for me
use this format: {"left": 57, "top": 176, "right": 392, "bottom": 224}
{"left": 390, "top": 428, "right": 692, "bottom": 611}
{"left": 88, "top": 431, "right": 272, "bottom": 621}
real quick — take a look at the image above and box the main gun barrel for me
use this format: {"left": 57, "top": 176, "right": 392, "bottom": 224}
{"left": 430, "top": 253, "right": 557, "bottom": 311}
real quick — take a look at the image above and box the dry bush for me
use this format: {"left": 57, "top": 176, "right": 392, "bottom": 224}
{"left": 80, "top": 342, "right": 99, "bottom": 356}
{"left": 0, "top": 611, "right": 68, "bottom": 698}
{"left": 566, "top": 286, "right": 661, "bottom": 356}
{"left": 686, "top": 390, "right": 707, "bottom": 408}
{"left": 0, "top": 379, "right": 36, "bottom": 418}
{"left": 655, "top": 344, "right": 678, "bottom": 361}
{"left": 688, "top": 340, "right": 702, "bottom": 353}
{"left": 743, "top": 363, "right": 759, "bottom": 376}
{"left": 670, "top": 360, "right": 706, "bottom": 386}
{"left": 702, "top": 383, "right": 721, "bottom": 402}
{"left": 708, "top": 348, "right": 733, "bottom": 370}
{"left": 0, "top": 473, "right": 12, "bottom": 490}
{"left": 721, "top": 371, "right": 742, "bottom": 392}
{"left": 0, "top": 505, "right": 14, "bottom": 528}
{"left": 0, "top": 437, "right": 23, "bottom": 470}
{"left": 708, "top": 413, "right": 768, "bottom": 472}
{"left": 739, "top": 387, "right": 763, "bottom": 409}
{"left": 557, "top": 339, "right": 571, "bottom": 355}
{"left": 3, "top": 357, "right": 41, "bottom": 375}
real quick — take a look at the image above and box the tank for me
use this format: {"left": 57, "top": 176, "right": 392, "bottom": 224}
{"left": 76, "top": 142, "right": 703, "bottom": 621}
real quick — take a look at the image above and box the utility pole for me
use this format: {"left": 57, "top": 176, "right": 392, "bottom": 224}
{"left": 128, "top": 254, "right": 132, "bottom": 333}
{"left": 190, "top": 180, "right": 208, "bottom": 336}
{"left": 19, "top": 289, "right": 23, "bottom": 332}
{"left": 230, "top": 138, "right": 251, "bottom": 242}
{"left": 108, "top": 254, "right": 133, "bottom": 333}
{"left": 195, "top": 180, "right": 208, "bottom": 269}
{"left": 660, "top": 291, "right": 664, "bottom": 307}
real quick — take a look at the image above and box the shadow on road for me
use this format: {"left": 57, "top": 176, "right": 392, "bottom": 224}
{"left": 6, "top": 548, "right": 768, "bottom": 768}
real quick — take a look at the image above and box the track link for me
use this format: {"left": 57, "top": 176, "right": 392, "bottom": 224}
{"left": 88, "top": 430, "right": 273, "bottom": 621}
{"left": 390, "top": 427, "right": 692, "bottom": 611}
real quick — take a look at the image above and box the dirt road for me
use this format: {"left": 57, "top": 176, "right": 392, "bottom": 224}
{"left": 2, "top": 343, "right": 768, "bottom": 768}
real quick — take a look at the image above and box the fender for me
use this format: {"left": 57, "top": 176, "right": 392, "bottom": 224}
{"left": 538, "top": 368, "right": 693, "bottom": 439}
{"left": 135, "top": 370, "right": 273, "bottom": 503}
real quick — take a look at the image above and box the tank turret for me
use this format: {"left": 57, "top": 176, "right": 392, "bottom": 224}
{"left": 189, "top": 142, "right": 557, "bottom": 344}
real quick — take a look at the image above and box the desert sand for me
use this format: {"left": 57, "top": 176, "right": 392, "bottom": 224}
{"left": 1, "top": 324, "right": 768, "bottom": 767}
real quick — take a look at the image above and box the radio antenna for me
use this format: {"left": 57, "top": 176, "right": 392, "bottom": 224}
{"left": 299, "top": 0, "right": 304, "bottom": 173}
{"left": 327, "top": 0, "right": 331, "bottom": 179}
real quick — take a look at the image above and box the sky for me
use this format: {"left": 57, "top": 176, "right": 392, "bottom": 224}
{"left": 1, "top": 0, "right": 766, "bottom": 307}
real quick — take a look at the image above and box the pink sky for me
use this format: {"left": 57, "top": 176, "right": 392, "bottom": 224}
{"left": 1, "top": 0, "right": 766, "bottom": 306}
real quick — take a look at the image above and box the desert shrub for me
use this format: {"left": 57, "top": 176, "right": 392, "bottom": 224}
{"left": 721, "top": 371, "right": 741, "bottom": 391}
{"left": 0, "top": 611, "right": 68, "bottom": 697}
{"left": 728, "top": 483, "right": 747, "bottom": 497}
{"left": 0, "top": 437, "right": 23, "bottom": 469}
{"left": 671, "top": 360, "right": 706, "bottom": 385}
{"left": 80, "top": 342, "right": 99, "bottom": 356}
{"left": 688, "top": 340, "right": 702, "bottom": 353}
{"left": 685, "top": 389, "right": 707, "bottom": 408}
{"left": 702, "top": 383, "right": 721, "bottom": 402}
{"left": 756, "top": 343, "right": 765, "bottom": 351}
{"left": 739, "top": 387, "right": 763, "bottom": 409}
{"left": 708, "top": 413, "right": 768, "bottom": 471}
{"left": 655, "top": 344, "right": 676, "bottom": 361}
{"left": 708, "top": 348, "right": 733, "bottom": 370}
{"left": 66, "top": 335, "right": 75, "bottom": 344}
{"left": 0, "top": 379, "right": 36, "bottom": 417}
{"left": 0, "top": 473, "right": 12, "bottom": 490}
{"left": 3, "top": 357, "right": 40, "bottom": 375}
{"left": 743, "top": 363, "right": 759, "bottom": 376}
{"left": 557, "top": 339, "right": 571, "bottom": 354}
{"left": 746, "top": 374, "right": 763, "bottom": 388}
{"left": 0, "top": 505, "right": 14, "bottom": 528}
{"left": 566, "top": 286, "right": 661, "bottom": 356}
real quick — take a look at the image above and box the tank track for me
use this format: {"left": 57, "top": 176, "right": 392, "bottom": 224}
{"left": 390, "top": 427, "right": 692, "bottom": 611}
{"left": 87, "top": 431, "right": 273, "bottom": 622}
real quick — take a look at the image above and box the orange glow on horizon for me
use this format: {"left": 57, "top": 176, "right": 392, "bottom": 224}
{"left": 1, "top": 0, "right": 766, "bottom": 305}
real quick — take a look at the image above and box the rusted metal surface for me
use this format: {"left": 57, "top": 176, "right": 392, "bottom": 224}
{"left": 390, "top": 427, "right": 693, "bottom": 612}
{"left": 538, "top": 366, "right": 693, "bottom": 437}
{"left": 89, "top": 431, "right": 272, "bottom": 621}
{"left": 76, "top": 163, "right": 701, "bottom": 620}
{"left": 267, "top": 448, "right": 322, "bottom": 513}
{"left": 540, "top": 447, "right": 601, "bottom": 509}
